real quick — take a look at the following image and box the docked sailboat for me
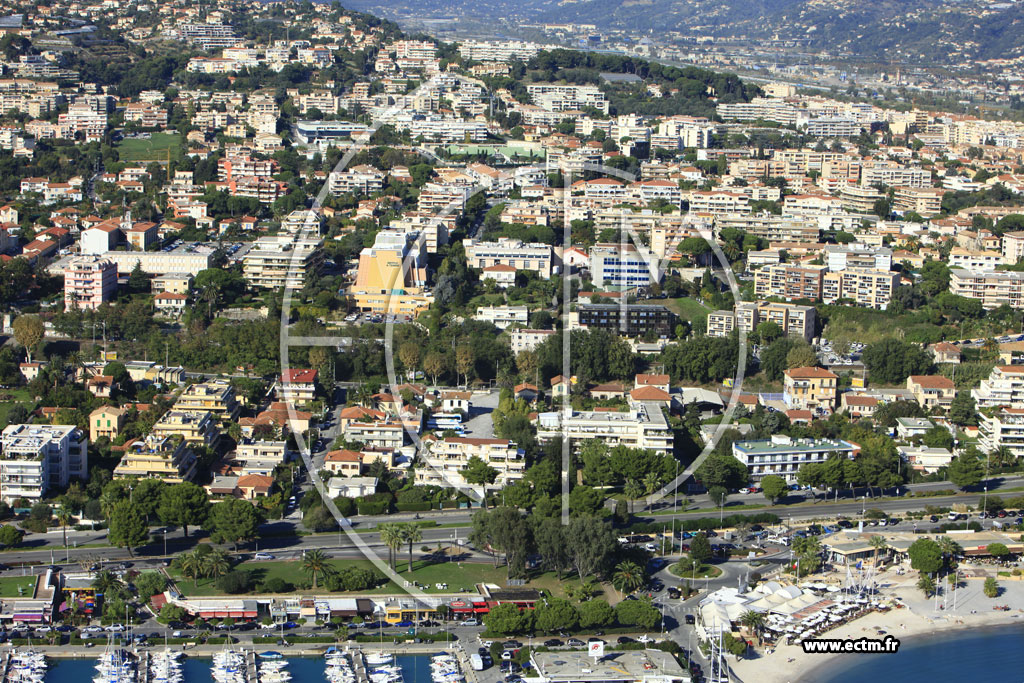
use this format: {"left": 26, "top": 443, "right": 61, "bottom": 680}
{"left": 6, "top": 649, "right": 46, "bottom": 683}
{"left": 430, "top": 653, "right": 464, "bottom": 683}
{"left": 148, "top": 648, "right": 184, "bottom": 683}
{"left": 366, "top": 662, "right": 403, "bottom": 683}
{"left": 94, "top": 646, "right": 137, "bottom": 683}
{"left": 324, "top": 648, "right": 356, "bottom": 683}
{"left": 364, "top": 653, "right": 394, "bottom": 666}
{"left": 211, "top": 648, "right": 245, "bottom": 683}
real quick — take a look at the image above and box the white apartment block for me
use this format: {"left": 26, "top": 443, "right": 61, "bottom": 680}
{"left": 973, "top": 365, "right": 1024, "bottom": 409}
{"left": 1003, "top": 231, "right": 1024, "bottom": 266}
{"left": 509, "top": 328, "right": 556, "bottom": 354}
{"left": 717, "top": 98, "right": 800, "bottom": 126}
{"left": 228, "top": 441, "right": 289, "bottom": 477}
{"left": 527, "top": 83, "right": 608, "bottom": 114}
{"left": 475, "top": 305, "right": 529, "bottom": 330}
{"left": 458, "top": 40, "right": 541, "bottom": 62}
{"left": 731, "top": 435, "right": 857, "bottom": 484}
{"left": 0, "top": 425, "right": 88, "bottom": 503}
{"left": 861, "top": 164, "right": 931, "bottom": 189}
{"left": 243, "top": 234, "right": 324, "bottom": 289}
{"left": 688, "top": 191, "right": 749, "bottom": 215}
{"left": 979, "top": 409, "right": 1024, "bottom": 460}
{"left": 463, "top": 238, "right": 554, "bottom": 278}
{"left": 806, "top": 117, "right": 862, "bottom": 138}
{"left": 536, "top": 403, "right": 673, "bottom": 454}
{"left": 824, "top": 244, "right": 892, "bottom": 272}
{"left": 328, "top": 166, "right": 385, "bottom": 196}
{"left": 822, "top": 268, "right": 900, "bottom": 309}
{"left": 950, "top": 268, "right": 1024, "bottom": 309}
{"left": 949, "top": 248, "right": 1004, "bottom": 272}
{"left": 418, "top": 437, "right": 525, "bottom": 491}
{"left": 344, "top": 420, "right": 405, "bottom": 451}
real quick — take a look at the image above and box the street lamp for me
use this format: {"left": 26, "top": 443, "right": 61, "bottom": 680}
{"left": 983, "top": 485, "right": 989, "bottom": 518}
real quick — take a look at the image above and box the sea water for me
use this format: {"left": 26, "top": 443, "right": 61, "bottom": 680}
{"left": 44, "top": 653, "right": 435, "bottom": 683}
{"left": 804, "top": 623, "right": 1024, "bottom": 682}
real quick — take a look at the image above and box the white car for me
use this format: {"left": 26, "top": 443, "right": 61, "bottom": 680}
{"left": 172, "top": 631, "right": 183, "bottom": 638}
{"left": 83, "top": 626, "right": 103, "bottom": 633}
{"left": 637, "top": 635, "right": 653, "bottom": 644}
{"left": 253, "top": 553, "right": 275, "bottom": 561}
{"left": 34, "top": 626, "right": 51, "bottom": 633}
{"left": 105, "top": 624, "right": 125, "bottom": 632}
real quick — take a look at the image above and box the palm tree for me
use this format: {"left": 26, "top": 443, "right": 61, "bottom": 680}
{"left": 642, "top": 472, "right": 660, "bottom": 496}
{"left": 54, "top": 504, "right": 73, "bottom": 555}
{"left": 611, "top": 560, "right": 646, "bottom": 597}
{"left": 179, "top": 549, "right": 204, "bottom": 588}
{"left": 868, "top": 535, "right": 888, "bottom": 569}
{"left": 92, "top": 570, "right": 121, "bottom": 595}
{"left": 302, "top": 549, "right": 334, "bottom": 590}
{"left": 379, "top": 523, "right": 404, "bottom": 571}
{"left": 624, "top": 479, "right": 644, "bottom": 514}
{"left": 738, "top": 610, "right": 766, "bottom": 646}
{"left": 402, "top": 524, "right": 423, "bottom": 574}
{"left": 203, "top": 549, "right": 231, "bottom": 581}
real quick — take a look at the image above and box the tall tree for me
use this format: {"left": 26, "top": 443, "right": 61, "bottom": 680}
{"left": 402, "top": 524, "right": 422, "bottom": 573}
{"left": 11, "top": 315, "right": 43, "bottom": 363}
{"left": 108, "top": 500, "right": 149, "bottom": 557}
{"left": 611, "top": 560, "right": 647, "bottom": 597}
{"left": 302, "top": 549, "right": 334, "bottom": 589}
{"left": 565, "top": 516, "right": 617, "bottom": 581}
{"left": 379, "top": 523, "right": 404, "bottom": 571}
{"left": 205, "top": 498, "right": 261, "bottom": 551}
{"left": 158, "top": 482, "right": 211, "bottom": 537}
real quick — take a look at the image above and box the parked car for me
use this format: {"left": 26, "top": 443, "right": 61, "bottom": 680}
{"left": 253, "top": 553, "right": 275, "bottom": 560}
{"left": 566, "top": 638, "right": 586, "bottom": 648}
{"left": 462, "top": 619, "right": 479, "bottom": 627}
{"left": 544, "top": 639, "right": 563, "bottom": 647}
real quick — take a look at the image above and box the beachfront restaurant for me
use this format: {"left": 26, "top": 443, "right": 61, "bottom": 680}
{"left": 384, "top": 599, "right": 437, "bottom": 624}
{"left": 950, "top": 531, "right": 1024, "bottom": 556}
{"left": 171, "top": 597, "right": 259, "bottom": 621}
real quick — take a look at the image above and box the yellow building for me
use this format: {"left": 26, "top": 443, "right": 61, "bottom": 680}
{"left": 783, "top": 366, "right": 838, "bottom": 411}
{"left": 114, "top": 435, "right": 198, "bottom": 483}
{"left": 89, "top": 405, "right": 125, "bottom": 442}
{"left": 348, "top": 230, "right": 433, "bottom": 315}
{"left": 175, "top": 379, "right": 240, "bottom": 422}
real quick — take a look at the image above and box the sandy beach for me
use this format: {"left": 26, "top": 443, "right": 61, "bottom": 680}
{"left": 728, "top": 569, "right": 1024, "bottom": 683}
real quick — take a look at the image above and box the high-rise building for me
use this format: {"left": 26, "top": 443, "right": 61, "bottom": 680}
{"left": 63, "top": 255, "right": 117, "bottom": 311}
{"left": 0, "top": 424, "right": 88, "bottom": 503}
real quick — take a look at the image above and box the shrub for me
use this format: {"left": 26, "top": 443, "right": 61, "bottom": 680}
{"left": 217, "top": 570, "right": 252, "bottom": 594}
{"left": 261, "top": 577, "right": 293, "bottom": 593}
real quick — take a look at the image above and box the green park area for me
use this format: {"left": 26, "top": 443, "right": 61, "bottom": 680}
{"left": 667, "top": 297, "right": 711, "bottom": 323}
{"left": 117, "top": 133, "right": 183, "bottom": 163}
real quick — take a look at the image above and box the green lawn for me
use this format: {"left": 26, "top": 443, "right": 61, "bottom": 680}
{"left": 118, "top": 133, "right": 183, "bottom": 163}
{"left": 169, "top": 557, "right": 510, "bottom": 597}
{"left": 666, "top": 297, "right": 711, "bottom": 323}
{"left": 0, "top": 575, "right": 39, "bottom": 598}
{"left": 0, "top": 387, "right": 35, "bottom": 427}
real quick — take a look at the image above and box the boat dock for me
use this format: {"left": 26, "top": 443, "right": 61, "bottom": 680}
{"left": 246, "top": 650, "right": 259, "bottom": 683}
{"left": 352, "top": 650, "right": 369, "bottom": 683}
{"left": 138, "top": 651, "right": 150, "bottom": 683}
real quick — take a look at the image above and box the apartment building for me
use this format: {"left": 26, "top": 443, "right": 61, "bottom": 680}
{"left": 536, "top": 402, "right": 673, "bottom": 454}
{"left": 509, "top": 328, "right": 556, "bottom": 354}
{"left": 343, "top": 420, "right": 405, "bottom": 451}
{"left": 979, "top": 409, "right": 1024, "bottom": 460}
{"left": 717, "top": 98, "right": 800, "bottom": 126}
{"left": 950, "top": 268, "right": 1024, "bottom": 309}
{"left": 349, "top": 229, "right": 431, "bottom": 315}
{"left": 972, "top": 365, "right": 1024, "bottom": 409}
{"left": 176, "top": 379, "right": 241, "bottom": 422}
{"left": 63, "top": 256, "right": 117, "bottom": 311}
{"left": 783, "top": 367, "right": 838, "bottom": 411}
{"left": 1002, "top": 231, "right": 1024, "bottom": 265}
{"left": 589, "top": 244, "right": 660, "bottom": 289}
{"left": 94, "top": 244, "right": 215, "bottom": 276}
{"left": 218, "top": 155, "right": 276, "bottom": 182}
{"left": 839, "top": 185, "right": 883, "bottom": 213}
{"left": 0, "top": 425, "right": 88, "bottom": 503}
{"left": 949, "top": 248, "right": 1004, "bottom": 272}
{"left": 226, "top": 441, "right": 289, "bottom": 477}
{"left": 806, "top": 117, "right": 862, "bottom": 138}
{"left": 688, "top": 191, "right": 749, "bottom": 215}
{"left": 114, "top": 435, "right": 197, "bottom": 483}
{"left": 458, "top": 40, "right": 541, "bottom": 62}
{"left": 707, "top": 301, "right": 816, "bottom": 343}
{"left": 243, "top": 234, "right": 324, "bottom": 290}
{"left": 824, "top": 244, "right": 892, "bottom": 272}
{"left": 475, "top": 305, "right": 529, "bottom": 330}
{"left": 731, "top": 435, "right": 858, "bottom": 484}
{"left": 821, "top": 268, "right": 900, "bottom": 309}
{"left": 717, "top": 214, "right": 821, "bottom": 244}
{"left": 754, "top": 264, "right": 825, "bottom": 301}
{"left": 463, "top": 238, "right": 553, "bottom": 279}
{"left": 893, "top": 187, "right": 945, "bottom": 217}
{"left": 526, "top": 83, "right": 608, "bottom": 114}
{"left": 151, "top": 410, "right": 220, "bottom": 448}
{"left": 861, "top": 163, "right": 931, "bottom": 188}
{"left": 418, "top": 437, "right": 525, "bottom": 491}
{"left": 328, "top": 165, "right": 385, "bottom": 196}
{"left": 280, "top": 369, "right": 318, "bottom": 406}
{"left": 575, "top": 303, "right": 676, "bottom": 338}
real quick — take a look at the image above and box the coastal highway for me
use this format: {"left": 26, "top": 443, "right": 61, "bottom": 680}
{"left": 3, "top": 479, "right": 1019, "bottom": 571}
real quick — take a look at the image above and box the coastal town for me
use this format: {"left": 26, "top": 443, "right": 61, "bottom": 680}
{"left": 1, "top": 0, "right": 1024, "bottom": 682}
